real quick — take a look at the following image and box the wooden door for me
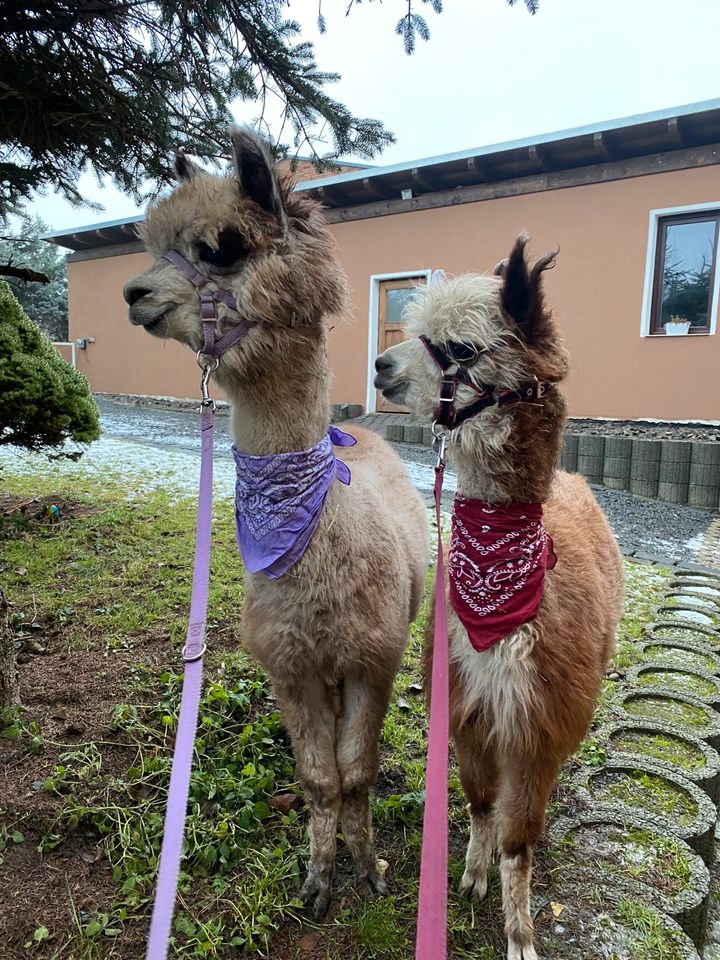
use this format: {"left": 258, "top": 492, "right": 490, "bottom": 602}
{"left": 376, "top": 276, "right": 427, "bottom": 413}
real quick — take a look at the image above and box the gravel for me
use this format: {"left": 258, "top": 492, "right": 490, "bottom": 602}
{"left": 591, "top": 485, "right": 713, "bottom": 564}
{"left": 567, "top": 418, "right": 720, "bottom": 443}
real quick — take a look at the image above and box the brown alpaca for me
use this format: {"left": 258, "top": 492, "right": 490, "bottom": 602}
{"left": 374, "top": 235, "right": 624, "bottom": 960}
{"left": 122, "top": 129, "right": 429, "bottom": 917}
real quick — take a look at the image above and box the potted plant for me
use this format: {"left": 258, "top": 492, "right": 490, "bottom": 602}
{"left": 665, "top": 315, "right": 692, "bottom": 336}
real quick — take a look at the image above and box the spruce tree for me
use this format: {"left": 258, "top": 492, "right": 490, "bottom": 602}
{"left": 0, "top": 281, "right": 100, "bottom": 453}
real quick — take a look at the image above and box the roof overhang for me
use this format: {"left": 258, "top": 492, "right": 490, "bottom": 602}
{"left": 43, "top": 99, "right": 720, "bottom": 252}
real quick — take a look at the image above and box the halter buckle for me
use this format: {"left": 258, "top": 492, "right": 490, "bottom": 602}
{"left": 438, "top": 378, "right": 456, "bottom": 403}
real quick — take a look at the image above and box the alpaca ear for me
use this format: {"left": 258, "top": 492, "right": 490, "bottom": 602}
{"left": 499, "top": 233, "right": 557, "bottom": 341}
{"left": 174, "top": 152, "right": 204, "bottom": 183}
{"left": 230, "top": 127, "right": 287, "bottom": 227}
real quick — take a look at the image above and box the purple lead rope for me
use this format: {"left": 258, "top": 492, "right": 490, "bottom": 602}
{"left": 145, "top": 399, "right": 214, "bottom": 960}
{"left": 142, "top": 257, "right": 257, "bottom": 959}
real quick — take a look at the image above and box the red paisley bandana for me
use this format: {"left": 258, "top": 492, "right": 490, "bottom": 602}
{"left": 448, "top": 496, "right": 557, "bottom": 652}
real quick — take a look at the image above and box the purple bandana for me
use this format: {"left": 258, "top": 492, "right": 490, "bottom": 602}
{"left": 232, "top": 425, "right": 357, "bottom": 579}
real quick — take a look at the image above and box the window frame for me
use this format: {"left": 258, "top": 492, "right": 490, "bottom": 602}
{"left": 640, "top": 202, "right": 720, "bottom": 338}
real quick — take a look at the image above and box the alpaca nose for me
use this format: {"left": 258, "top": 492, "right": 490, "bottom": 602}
{"left": 123, "top": 281, "right": 153, "bottom": 306}
{"left": 374, "top": 353, "right": 394, "bottom": 373}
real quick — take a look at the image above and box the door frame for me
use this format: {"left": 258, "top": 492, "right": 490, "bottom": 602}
{"left": 365, "top": 269, "right": 432, "bottom": 413}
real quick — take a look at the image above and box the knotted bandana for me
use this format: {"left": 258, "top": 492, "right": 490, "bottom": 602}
{"left": 233, "top": 425, "right": 357, "bottom": 579}
{"left": 448, "top": 496, "right": 557, "bottom": 651}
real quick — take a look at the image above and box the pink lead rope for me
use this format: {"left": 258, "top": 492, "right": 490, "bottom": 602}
{"left": 415, "top": 433, "right": 450, "bottom": 960}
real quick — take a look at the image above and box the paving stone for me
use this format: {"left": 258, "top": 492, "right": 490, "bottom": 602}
{"left": 678, "top": 561, "right": 720, "bottom": 576}
{"left": 616, "top": 540, "right": 639, "bottom": 557}
{"left": 631, "top": 550, "right": 676, "bottom": 567}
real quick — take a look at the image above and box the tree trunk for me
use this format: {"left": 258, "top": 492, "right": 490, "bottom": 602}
{"left": 0, "top": 586, "right": 18, "bottom": 710}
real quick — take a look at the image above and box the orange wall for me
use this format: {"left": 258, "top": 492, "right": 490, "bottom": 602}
{"left": 68, "top": 252, "right": 223, "bottom": 401}
{"left": 68, "top": 165, "right": 720, "bottom": 419}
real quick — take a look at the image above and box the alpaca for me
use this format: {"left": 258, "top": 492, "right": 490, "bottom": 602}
{"left": 374, "top": 235, "right": 624, "bottom": 960}
{"left": 122, "top": 129, "right": 429, "bottom": 917}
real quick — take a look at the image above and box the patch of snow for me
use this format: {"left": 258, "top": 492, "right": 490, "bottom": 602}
{"left": 402, "top": 458, "right": 458, "bottom": 492}
{"left": 685, "top": 532, "right": 707, "bottom": 554}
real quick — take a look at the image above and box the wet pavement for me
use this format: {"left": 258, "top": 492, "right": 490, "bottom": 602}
{"left": 57, "top": 399, "right": 720, "bottom": 565}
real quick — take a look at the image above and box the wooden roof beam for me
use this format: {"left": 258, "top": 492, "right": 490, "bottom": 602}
{"left": 593, "top": 132, "right": 611, "bottom": 161}
{"left": 362, "top": 176, "right": 395, "bottom": 200}
{"left": 528, "top": 145, "right": 546, "bottom": 170}
{"left": 668, "top": 117, "right": 686, "bottom": 147}
{"left": 70, "top": 232, "right": 97, "bottom": 248}
{"left": 466, "top": 156, "right": 493, "bottom": 181}
{"left": 317, "top": 184, "right": 347, "bottom": 206}
{"left": 410, "top": 167, "right": 436, "bottom": 192}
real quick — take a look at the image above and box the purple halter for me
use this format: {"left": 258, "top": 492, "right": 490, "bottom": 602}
{"left": 161, "top": 249, "right": 254, "bottom": 358}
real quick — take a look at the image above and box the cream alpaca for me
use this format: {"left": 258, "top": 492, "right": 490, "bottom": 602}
{"left": 123, "top": 129, "right": 429, "bottom": 917}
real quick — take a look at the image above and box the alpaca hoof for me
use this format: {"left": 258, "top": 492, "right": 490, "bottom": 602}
{"left": 299, "top": 872, "right": 332, "bottom": 920}
{"left": 459, "top": 869, "right": 488, "bottom": 902}
{"left": 355, "top": 867, "right": 388, "bottom": 899}
{"left": 507, "top": 937, "right": 538, "bottom": 960}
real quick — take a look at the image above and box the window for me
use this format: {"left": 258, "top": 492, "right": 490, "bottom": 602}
{"left": 648, "top": 209, "right": 720, "bottom": 335}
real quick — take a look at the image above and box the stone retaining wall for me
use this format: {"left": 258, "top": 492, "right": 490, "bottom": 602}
{"left": 385, "top": 422, "right": 720, "bottom": 509}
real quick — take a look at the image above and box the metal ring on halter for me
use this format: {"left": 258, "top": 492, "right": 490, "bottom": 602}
{"left": 182, "top": 642, "right": 207, "bottom": 663}
{"left": 431, "top": 420, "right": 448, "bottom": 468}
{"left": 196, "top": 351, "right": 220, "bottom": 373}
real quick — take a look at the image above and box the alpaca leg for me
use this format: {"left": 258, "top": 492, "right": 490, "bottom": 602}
{"left": 273, "top": 675, "right": 341, "bottom": 919}
{"left": 497, "top": 754, "right": 559, "bottom": 960}
{"left": 336, "top": 675, "right": 391, "bottom": 897}
{"left": 455, "top": 724, "right": 499, "bottom": 901}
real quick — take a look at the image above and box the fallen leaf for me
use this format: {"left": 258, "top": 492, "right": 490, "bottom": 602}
{"left": 550, "top": 901, "right": 565, "bottom": 918}
{"left": 269, "top": 793, "right": 298, "bottom": 815}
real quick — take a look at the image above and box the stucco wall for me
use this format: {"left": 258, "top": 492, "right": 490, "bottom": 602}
{"left": 68, "top": 164, "right": 720, "bottom": 419}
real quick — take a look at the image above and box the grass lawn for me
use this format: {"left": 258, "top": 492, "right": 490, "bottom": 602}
{"left": 0, "top": 452, "right": 677, "bottom": 959}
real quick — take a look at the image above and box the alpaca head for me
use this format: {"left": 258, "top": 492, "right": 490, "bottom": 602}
{"left": 374, "top": 234, "right": 568, "bottom": 426}
{"left": 123, "top": 128, "right": 348, "bottom": 377}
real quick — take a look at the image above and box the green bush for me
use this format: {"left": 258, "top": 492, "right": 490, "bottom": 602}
{"left": 0, "top": 280, "right": 100, "bottom": 452}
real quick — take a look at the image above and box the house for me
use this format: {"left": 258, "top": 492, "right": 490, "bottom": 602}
{"left": 44, "top": 100, "right": 720, "bottom": 421}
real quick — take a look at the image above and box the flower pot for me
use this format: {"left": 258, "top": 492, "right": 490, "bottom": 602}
{"left": 665, "top": 320, "right": 692, "bottom": 336}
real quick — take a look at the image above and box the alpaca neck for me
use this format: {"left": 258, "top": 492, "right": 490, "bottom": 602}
{"left": 451, "top": 403, "right": 565, "bottom": 505}
{"left": 220, "top": 333, "right": 331, "bottom": 455}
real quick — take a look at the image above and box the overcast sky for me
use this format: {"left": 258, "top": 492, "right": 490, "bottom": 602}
{"left": 30, "top": 0, "right": 720, "bottom": 233}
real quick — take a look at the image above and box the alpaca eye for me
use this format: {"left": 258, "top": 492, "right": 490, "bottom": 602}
{"left": 196, "top": 230, "right": 249, "bottom": 269}
{"left": 445, "top": 340, "right": 481, "bottom": 365}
